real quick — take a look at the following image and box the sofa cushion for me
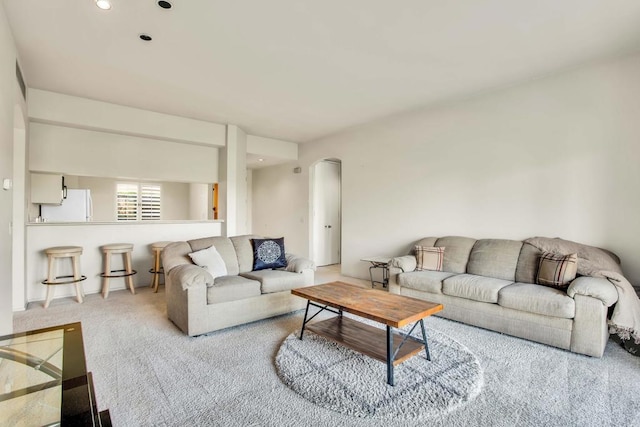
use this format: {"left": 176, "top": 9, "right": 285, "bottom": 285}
{"left": 515, "top": 243, "right": 542, "bottom": 284}
{"left": 414, "top": 246, "right": 444, "bottom": 271}
{"left": 434, "top": 236, "right": 477, "bottom": 273}
{"left": 397, "top": 271, "right": 456, "bottom": 294}
{"left": 498, "top": 282, "right": 576, "bottom": 319}
{"left": 230, "top": 235, "right": 260, "bottom": 274}
{"left": 188, "top": 245, "right": 228, "bottom": 279}
{"left": 443, "top": 274, "right": 513, "bottom": 303}
{"left": 251, "top": 237, "right": 287, "bottom": 270}
{"left": 188, "top": 236, "right": 240, "bottom": 276}
{"left": 536, "top": 252, "right": 578, "bottom": 290}
{"left": 240, "top": 270, "right": 308, "bottom": 294}
{"left": 467, "top": 239, "right": 523, "bottom": 281}
{"left": 206, "top": 275, "right": 261, "bottom": 304}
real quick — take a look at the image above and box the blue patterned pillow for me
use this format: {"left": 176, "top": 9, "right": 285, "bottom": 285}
{"left": 251, "top": 237, "right": 287, "bottom": 271}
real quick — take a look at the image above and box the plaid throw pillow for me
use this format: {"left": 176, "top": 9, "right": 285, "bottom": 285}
{"left": 536, "top": 252, "right": 578, "bottom": 289}
{"left": 414, "top": 246, "right": 445, "bottom": 271}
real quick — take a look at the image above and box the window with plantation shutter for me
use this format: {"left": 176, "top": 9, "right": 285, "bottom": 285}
{"left": 140, "top": 184, "right": 161, "bottom": 220}
{"left": 116, "top": 183, "right": 161, "bottom": 221}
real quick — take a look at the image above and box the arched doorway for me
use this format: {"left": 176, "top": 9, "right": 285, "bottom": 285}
{"left": 310, "top": 159, "right": 341, "bottom": 266}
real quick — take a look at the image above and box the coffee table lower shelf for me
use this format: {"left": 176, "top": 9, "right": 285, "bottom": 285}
{"left": 306, "top": 316, "right": 424, "bottom": 366}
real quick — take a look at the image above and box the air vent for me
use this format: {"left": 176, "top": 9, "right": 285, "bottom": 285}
{"left": 16, "top": 62, "right": 26, "bottom": 100}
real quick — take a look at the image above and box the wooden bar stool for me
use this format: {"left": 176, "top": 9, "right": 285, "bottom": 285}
{"left": 149, "top": 241, "right": 171, "bottom": 293}
{"left": 100, "top": 243, "right": 137, "bottom": 298}
{"left": 42, "top": 246, "right": 87, "bottom": 309}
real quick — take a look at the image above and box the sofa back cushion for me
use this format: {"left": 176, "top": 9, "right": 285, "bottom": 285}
{"left": 412, "top": 237, "right": 438, "bottom": 252}
{"left": 515, "top": 243, "right": 543, "bottom": 284}
{"left": 230, "top": 235, "right": 261, "bottom": 273}
{"left": 188, "top": 236, "right": 240, "bottom": 276}
{"left": 434, "top": 236, "right": 477, "bottom": 273}
{"left": 467, "top": 239, "right": 523, "bottom": 281}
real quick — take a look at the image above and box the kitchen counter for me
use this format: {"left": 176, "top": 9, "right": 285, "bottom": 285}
{"left": 24, "top": 220, "right": 224, "bottom": 307}
{"left": 27, "top": 220, "right": 223, "bottom": 226}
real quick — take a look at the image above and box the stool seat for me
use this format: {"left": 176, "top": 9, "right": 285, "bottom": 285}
{"left": 42, "top": 245, "right": 85, "bottom": 308}
{"left": 102, "top": 243, "right": 134, "bottom": 253}
{"left": 45, "top": 246, "right": 83, "bottom": 255}
{"left": 150, "top": 241, "right": 172, "bottom": 250}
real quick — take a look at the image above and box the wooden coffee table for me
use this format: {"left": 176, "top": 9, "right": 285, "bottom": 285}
{"left": 291, "top": 281, "right": 443, "bottom": 386}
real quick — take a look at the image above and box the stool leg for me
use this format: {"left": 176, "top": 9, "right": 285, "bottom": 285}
{"left": 102, "top": 251, "right": 111, "bottom": 299}
{"left": 149, "top": 250, "right": 157, "bottom": 288}
{"left": 73, "top": 254, "right": 83, "bottom": 304}
{"left": 44, "top": 255, "right": 55, "bottom": 309}
{"left": 153, "top": 250, "right": 161, "bottom": 293}
{"left": 125, "top": 252, "right": 135, "bottom": 294}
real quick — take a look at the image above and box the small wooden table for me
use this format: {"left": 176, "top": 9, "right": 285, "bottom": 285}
{"left": 291, "top": 282, "right": 443, "bottom": 386}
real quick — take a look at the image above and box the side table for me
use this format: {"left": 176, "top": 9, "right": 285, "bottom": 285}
{"left": 360, "top": 256, "right": 392, "bottom": 288}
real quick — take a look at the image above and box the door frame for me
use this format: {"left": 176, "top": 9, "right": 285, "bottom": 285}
{"left": 309, "top": 158, "right": 342, "bottom": 266}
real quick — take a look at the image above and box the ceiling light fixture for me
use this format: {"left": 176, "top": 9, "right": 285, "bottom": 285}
{"left": 158, "top": 1, "right": 173, "bottom": 9}
{"left": 258, "top": 158, "right": 264, "bottom": 162}
{"left": 139, "top": 34, "right": 153, "bottom": 41}
{"left": 95, "top": 0, "right": 112, "bottom": 10}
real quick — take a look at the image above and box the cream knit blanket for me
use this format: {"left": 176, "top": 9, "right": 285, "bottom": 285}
{"left": 525, "top": 237, "right": 640, "bottom": 345}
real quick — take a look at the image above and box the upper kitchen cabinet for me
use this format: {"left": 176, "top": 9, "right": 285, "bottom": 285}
{"left": 31, "top": 173, "right": 64, "bottom": 204}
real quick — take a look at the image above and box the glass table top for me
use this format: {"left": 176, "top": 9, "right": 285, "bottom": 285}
{"left": 0, "top": 323, "right": 97, "bottom": 427}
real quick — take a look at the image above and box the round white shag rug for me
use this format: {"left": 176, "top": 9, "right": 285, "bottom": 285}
{"left": 275, "top": 323, "right": 483, "bottom": 420}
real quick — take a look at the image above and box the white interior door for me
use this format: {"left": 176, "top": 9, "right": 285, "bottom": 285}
{"left": 313, "top": 161, "right": 341, "bottom": 266}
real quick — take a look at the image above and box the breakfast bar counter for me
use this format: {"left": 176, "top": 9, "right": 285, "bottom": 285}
{"left": 24, "top": 220, "right": 223, "bottom": 307}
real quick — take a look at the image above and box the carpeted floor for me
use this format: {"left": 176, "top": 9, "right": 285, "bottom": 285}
{"left": 13, "top": 284, "right": 640, "bottom": 427}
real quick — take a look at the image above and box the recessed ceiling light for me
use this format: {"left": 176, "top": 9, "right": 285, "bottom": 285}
{"left": 158, "top": 1, "right": 172, "bottom": 9}
{"left": 96, "top": 0, "right": 112, "bottom": 10}
{"left": 139, "top": 34, "right": 153, "bottom": 41}
{"left": 258, "top": 158, "right": 264, "bottom": 162}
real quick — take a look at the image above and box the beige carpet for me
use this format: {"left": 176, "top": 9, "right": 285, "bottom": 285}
{"left": 12, "top": 279, "right": 640, "bottom": 427}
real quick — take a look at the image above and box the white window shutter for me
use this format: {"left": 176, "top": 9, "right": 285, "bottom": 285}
{"left": 116, "top": 183, "right": 139, "bottom": 221}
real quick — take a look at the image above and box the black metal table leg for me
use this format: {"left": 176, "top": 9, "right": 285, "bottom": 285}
{"left": 369, "top": 265, "right": 376, "bottom": 288}
{"left": 299, "top": 300, "right": 310, "bottom": 340}
{"left": 387, "top": 325, "right": 394, "bottom": 386}
{"left": 419, "top": 319, "right": 430, "bottom": 361}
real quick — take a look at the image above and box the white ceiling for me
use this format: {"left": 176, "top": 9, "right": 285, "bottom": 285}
{"left": 4, "top": 0, "right": 640, "bottom": 143}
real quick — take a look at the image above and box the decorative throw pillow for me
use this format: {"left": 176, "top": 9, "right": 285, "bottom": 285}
{"left": 252, "top": 237, "right": 287, "bottom": 271}
{"left": 414, "top": 246, "right": 445, "bottom": 271}
{"left": 189, "top": 245, "right": 228, "bottom": 278}
{"left": 536, "top": 252, "right": 578, "bottom": 289}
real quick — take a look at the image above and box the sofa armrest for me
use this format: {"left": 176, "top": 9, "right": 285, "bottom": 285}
{"left": 390, "top": 255, "right": 416, "bottom": 273}
{"left": 567, "top": 276, "right": 618, "bottom": 307}
{"left": 168, "top": 264, "right": 214, "bottom": 291}
{"left": 285, "top": 253, "right": 316, "bottom": 273}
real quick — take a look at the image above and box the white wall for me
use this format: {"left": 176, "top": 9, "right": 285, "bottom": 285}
{"left": 29, "top": 89, "right": 226, "bottom": 147}
{"left": 29, "top": 123, "right": 219, "bottom": 183}
{"left": 189, "top": 183, "right": 209, "bottom": 220}
{"left": 253, "top": 52, "right": 640, "bottom": 286}
{"left": 0, "top": 3, "right": 17, "bottom": 332}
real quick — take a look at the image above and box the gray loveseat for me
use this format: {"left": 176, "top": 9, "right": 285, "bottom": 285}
{"left": 389, "top": 236, "right": 620, "bottom": 357}
{"left": 162, "top": 235, "right": 315, "bottom": 336}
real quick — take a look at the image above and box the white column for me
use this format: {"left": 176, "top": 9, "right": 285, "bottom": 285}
{"left": 219, "top": 125, "right": 247, "bottom": 236}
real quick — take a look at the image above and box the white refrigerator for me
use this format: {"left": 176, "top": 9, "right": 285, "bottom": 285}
{"left": 41, "top": 189, "right": 93, "bottom": 222}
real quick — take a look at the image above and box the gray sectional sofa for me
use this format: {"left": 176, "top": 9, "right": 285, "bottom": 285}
{"left": 162, "top": 235, "right": 315, "bottom": 336}
{"left": 389, "top": 236, "right": 620, "bottom": 357}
